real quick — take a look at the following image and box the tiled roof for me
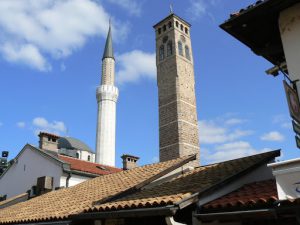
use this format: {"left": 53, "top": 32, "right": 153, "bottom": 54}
{"left": 86, "top": 150, "right": 280, "bottom": 213}
{"left": 0, "top": 156, "right": 193, "bottom": 224}
{"left": 203, "top": 179, "right": 278, "bottom": 210}
{"left": 58, "top": 155, "right": 122, "bottom": 176}
{"left": 228, "top": 0, "right": 266, "bottom": 20}
{"left": 0, "top": 193, "right": 28, "bottom": 209}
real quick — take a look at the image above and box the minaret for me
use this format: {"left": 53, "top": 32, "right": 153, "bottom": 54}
{"left": 153, "top": 13, "right": 200, "bottom": 166}
{"left": 95, "top": 23, "right": 119, "bottom": 166}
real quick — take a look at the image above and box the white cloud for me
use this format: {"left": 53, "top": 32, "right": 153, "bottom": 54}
{"left": 261, "top": 131, "right": 285, "bottom": 142}
{"left": 107, "top": 0, "right": 142, "bottom": 16}
{"left": 186, "top": 0, "right": 207, "bottom": 20}
{"left": 1, "top": 43, "right": 51, "bottom": 71}
{"left": 17, "top": 122, "right": 26, "bottom": 128}
{"left": 32, "top": 117, "right": 66, "bottom": 135}
{"left": 203, "top": 141, "right": 271, "bottom": 163}
{"left": 281, "top": 122, "right": 292, "bottom": 129}
{"left": 116, "top": 50, "right": 156, "bottom": 84}
{"left": 272, "top": 114, "right": 292, "bottom": 129}
{"left": 0, "top": 0, "right": 128, "bottom": 71}
{"left": 60, "top": 62, "right": 66, "bottom": 72}
{"left": 224, "top": 118, "right": 245, "bottom": 126}
{"left": 199, "top": 120, "right": 252, "bottom": 144}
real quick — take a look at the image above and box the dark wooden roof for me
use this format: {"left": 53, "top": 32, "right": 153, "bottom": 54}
{"left": 220, "top": 0, "right": 299, "bottom": 67}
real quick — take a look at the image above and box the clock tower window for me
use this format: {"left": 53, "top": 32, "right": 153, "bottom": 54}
{"left": 178, "top": 41, "right": 183, "bottom": 56}
{"left": 159, "top": 45, "right": 165, "bottom": 61}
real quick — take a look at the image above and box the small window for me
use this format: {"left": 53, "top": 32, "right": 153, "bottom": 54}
{"left": 159, "top": 45, "right": 165, "bottom": 61}
{"left": 175, "top": 21, "right": 179, "bottom": 27}
{"left": 168, "top": 21, "right": 172, "bottom": 28}
{"left": 185, "top": 45, "right": 191, "bottom": 60}
{"left": 185, "top": 27, "right": 188, "bottom": 34}
{"left": 178, "top": 41, "right": 183, "bottom": 56}
{"left": 158, "top": 28, "right": 161, "bottom": 35}
{"left": 167, "top": 41, "right": 173, "bottom": 57}
{"left": 127, "top": 158, "right": 130, "bottom": 161}
{"left": 180, "top": 24, "right": 183, "bottom": 31}
{"left": 48, "top": 137, "right": 51, "bottom": 141}
{"left": 88, "top": 155, "right": 91, "bottom": 161}
{"left": 163, "top": 25, "right": 166, "bottom": 31}
{"left": 76, "top": 153, "right": 79, "bottom": 159}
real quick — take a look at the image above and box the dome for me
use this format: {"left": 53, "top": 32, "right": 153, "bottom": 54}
{"left": 58, "top": 137, "right": 93, "bottom": 153}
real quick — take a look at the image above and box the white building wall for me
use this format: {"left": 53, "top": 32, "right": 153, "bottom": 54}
{"left": 79, "top": 150, "right": 95, "bottom": 162}
{"left": 60, "top": 173, "right": 91, "bottom": 187}
{"left": 95, "top": 85, "right": 118, "bottom": 166}
{"left": 0, "top": 147, "right": 63, "bottom": 198}
{"left": 279, "top": 3, "right": 300, "bottom": 99}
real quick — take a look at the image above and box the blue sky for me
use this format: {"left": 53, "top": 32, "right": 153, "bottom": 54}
{"left": 0, "top": 0, "right": 298, "bottom": 167}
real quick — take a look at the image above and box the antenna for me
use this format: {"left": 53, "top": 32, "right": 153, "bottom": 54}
{"left": 170, "top": 3, "right": 174, "bottom": 14}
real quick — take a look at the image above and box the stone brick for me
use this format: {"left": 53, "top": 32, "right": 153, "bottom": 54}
{"left": 155, "top": 14, "right": 200, "bottom": 166}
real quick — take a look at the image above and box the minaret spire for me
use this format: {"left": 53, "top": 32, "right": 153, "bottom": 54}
{"left": 95, "top": 22, "right": 119, "bottom": 166}
{"left": 102, "top": 20, "right": 114, "bottom": 60}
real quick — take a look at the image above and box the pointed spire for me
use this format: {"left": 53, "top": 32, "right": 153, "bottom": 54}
{"left": 102, "top": 20, "right": 114, "bottom": 60}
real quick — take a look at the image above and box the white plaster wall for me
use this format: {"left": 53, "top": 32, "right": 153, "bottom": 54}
{"left": 60, "top": 173, "right": 90, "bottom": 187}
{"left": 279, "top": 3, "right": 300, "bottom": 99}
{"left": 0, "top": 147, "right": 63, "bottom": 198}
{"left": 96, "top": 99, "right": 117, "bottom": 166}
{"left": 79, "top": 150, "right": 95, "bottom": 162}
{"left": 96, "top": 85, "right": 118, "bottom": 166}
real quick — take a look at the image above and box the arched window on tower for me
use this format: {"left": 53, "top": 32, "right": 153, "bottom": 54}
{"left": 185, "top": 45, "right": 190, "bottom": 60}
{"left": 159, "top": 45, "right": 165, "bottom": 61}
{"left": 88, "top": 155, "right": 91, "bottom": 161}
{"left": 178, "top": 41, "right": 183, "bottom": 56}
{"left": 167, "top": 41, "right": 173, "bottom": 57}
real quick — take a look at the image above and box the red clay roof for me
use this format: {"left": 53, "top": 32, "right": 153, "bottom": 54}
{"left": 58, "top": 155, "right": 122, "bottom": 176}
{"left": 204, "top": 179, "right": 278, "bottom": 210}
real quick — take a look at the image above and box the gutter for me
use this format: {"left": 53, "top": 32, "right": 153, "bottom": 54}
{"left": 72, "top": 206, "right": 178, "bottom": 220}
{"left": 66, "top": 172, "right": 72, "bottom": 188}
{"left": 14, "top": 221, "right": 72, "bottom": 225}
{"left": 194, "top": 208, "right": 277, "bottom": 221}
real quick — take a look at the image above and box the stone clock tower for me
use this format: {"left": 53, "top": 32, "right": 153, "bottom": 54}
{"left": 153, "top": 13, "right": 200, "bottom": 166}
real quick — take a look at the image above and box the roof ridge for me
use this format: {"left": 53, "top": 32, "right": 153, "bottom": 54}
{"left": 203, "top": 149, "right": 281, "bottom": 167}
{"left": 58, "top": 155, "right": 120, "bottom": 169}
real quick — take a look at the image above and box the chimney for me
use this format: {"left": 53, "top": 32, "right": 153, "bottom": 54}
{"left": 38, "top": 132, "right": 59, "bottom": 152}
{"left": 121, "top": 154, "right": 139, "bottom": 170}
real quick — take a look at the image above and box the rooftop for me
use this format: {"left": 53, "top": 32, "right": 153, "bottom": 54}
{"left": 58, "top": 155, "right": 122, "bottom": 176}
{"left": 0, "top": 151, "right": 280, "bottom": 224}
{"left": 220, "top": 0, "right": 299, "bottom": 66}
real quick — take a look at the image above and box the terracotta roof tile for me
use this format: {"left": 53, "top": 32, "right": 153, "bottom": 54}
{"left": 0, "top": 156, "right": 192, "bottom": 224}
{"left": 203, "top": 179, "right": 278, "bottom": 209}
{"left": 86, "top": 150, "right": 280, "bottom": 212}
{"left": 58, "top": 155, "right": 122, "bottom": 175}
{"left": 0, "top": 193, "right": 28, "bottom": 208}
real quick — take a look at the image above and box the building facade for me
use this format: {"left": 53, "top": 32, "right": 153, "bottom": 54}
{"left": 154, "top": 14, "right": 200, "bottom": 166}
